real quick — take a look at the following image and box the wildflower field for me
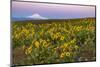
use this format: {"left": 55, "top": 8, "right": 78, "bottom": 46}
{"left": 12, "top": 18, "right": 96, "bottom": 65}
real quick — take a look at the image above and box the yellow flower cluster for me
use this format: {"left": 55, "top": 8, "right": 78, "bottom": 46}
{"left": 73, "top": 26, "right": 83, "bottom": 32}
{"left": 12, "top": 19, "right": 95, "bottom": 64}
{"left": 13, "top": 24, "right": 35, "bottom": 40}
{"left": 60, "top": 52, "right": 71, "bottom": 58}
{"left": 25, "top": 45, "right": 33, "bottom": 55}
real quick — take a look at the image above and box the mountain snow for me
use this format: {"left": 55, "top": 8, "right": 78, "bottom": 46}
{"left": 27, "top": 13, "right": 48, "bottom": 19}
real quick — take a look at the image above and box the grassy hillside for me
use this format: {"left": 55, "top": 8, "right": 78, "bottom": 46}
{"left": 12, "top": 18, "right": 96, "bottom": 65}
{"left": 13, "top": 17, "right": 95, "bottom": 24}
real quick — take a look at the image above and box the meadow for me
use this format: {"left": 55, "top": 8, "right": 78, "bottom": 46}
{"left": 12, "top": 18, "right": 96, "bottom": 65}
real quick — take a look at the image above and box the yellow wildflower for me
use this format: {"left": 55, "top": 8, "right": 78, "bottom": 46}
{"left": 42, "top": 40, "right": 49, "bottom": 47}
{"left": 35, "top": 41, "right": 40, "bottom": 48}
{"left": 25, "top": 45, "right": 33, "bottom": 55}
{"left": 64, "top": 43, "right": 68, "bottom": 47}
{"left": 70, "top": 39, "right": 76, "bottom": 44}
{"left": 60, "top": 36, "right": 65, "bottom": 40}
{"left": 60, "top": 52, "right": 65, "bottom": 58}
{"left": 28, "top": 45, "right": 32, "bottom": 54}
{"left": 65, "top": 52, "right": 70, "bottom": 57}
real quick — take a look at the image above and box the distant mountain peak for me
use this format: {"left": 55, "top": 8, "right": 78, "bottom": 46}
{"left": 27, "top": 13, "right": 48, "bottom": 19}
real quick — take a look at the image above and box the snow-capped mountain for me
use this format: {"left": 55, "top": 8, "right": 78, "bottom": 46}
{"left": 27, "top": 13, "right": 48, "bottom": 19}
{"left": 12, "top": 13, "right": 48, "bottom": 21}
